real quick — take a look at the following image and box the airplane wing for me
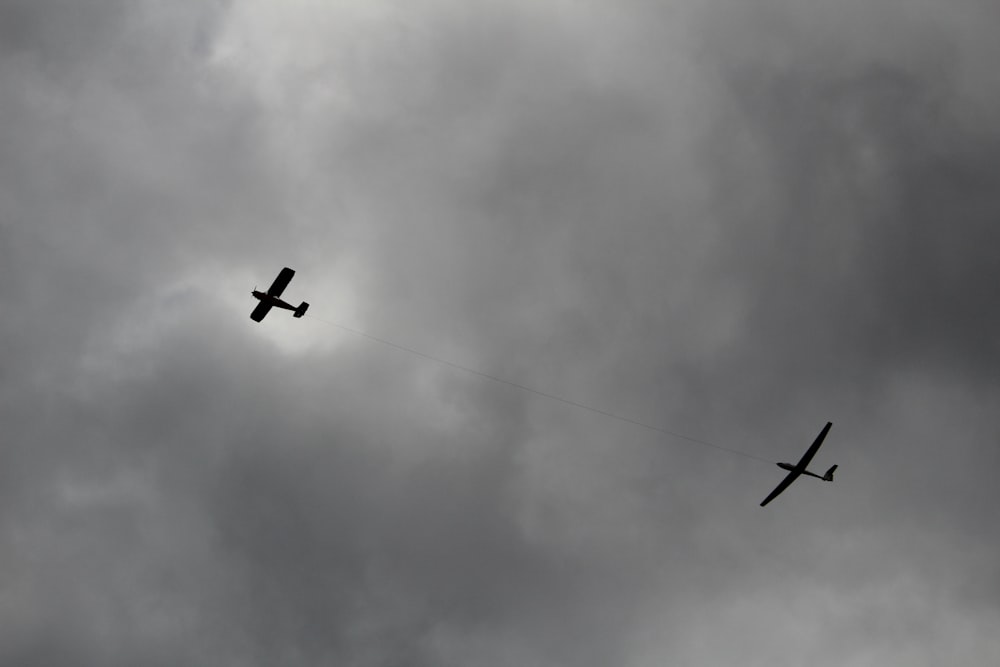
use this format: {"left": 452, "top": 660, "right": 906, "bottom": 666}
{"left": 250, "top": 301, "right": 273, "bottom": 322}
{"left": 794, "top": 422, "right": 833, "bottom": 469}
{"left": 760, "top": 469, "right": 801, "bottom": 507}
{"left": 266, "top": 267, "right": 295, "bottom": 297}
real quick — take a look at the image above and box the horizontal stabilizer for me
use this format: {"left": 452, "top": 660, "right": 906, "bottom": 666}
{"left": 294, "top": 302, "right": 310, "bottom": 318}
{"left": 823, "top": 464, "right": 838, "bottom": 481}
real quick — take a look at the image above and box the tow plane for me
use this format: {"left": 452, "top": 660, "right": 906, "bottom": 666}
{"left": 759, "top": 422, "right": 837, "bottom": 507}
{"left": 250, "top": 267, "right": 309, "bottom": 322}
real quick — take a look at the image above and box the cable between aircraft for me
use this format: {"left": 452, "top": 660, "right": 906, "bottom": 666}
{"left": 304, "top": 314, "right": 772, "bottom": 465}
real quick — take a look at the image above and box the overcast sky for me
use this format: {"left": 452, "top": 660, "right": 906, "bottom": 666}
{"left": 2, "top": 1, "right": 999, "bottom": 665}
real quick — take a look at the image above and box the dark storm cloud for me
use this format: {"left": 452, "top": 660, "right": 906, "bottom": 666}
{"left": 0, "top": 0, "right": 128, "bottom": 61}
{"left": 3, "top": 1, "right": 1000, "bottom": 665}
{"left": 680, "top": 5, "right": 1000, "bottom": 659}
{"left": 705, "top": 57, "right": 1000, "bottom": 393}
{"left": 684, "top": 2, "right": 1000, "bottom": 534}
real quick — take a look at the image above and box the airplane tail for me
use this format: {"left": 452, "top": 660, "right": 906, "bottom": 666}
{"left": 294, "top": 302, "right": 310, "bottom": 318}
{"left": 823, "top": 464, "right": 838, "bottom": 481}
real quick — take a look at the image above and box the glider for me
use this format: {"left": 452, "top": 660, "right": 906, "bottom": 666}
{"left": 759, "top": 422, "right": 837, "bottom": 507}
{"left": 250, "top": 267, "right": 309, "bottom": 322}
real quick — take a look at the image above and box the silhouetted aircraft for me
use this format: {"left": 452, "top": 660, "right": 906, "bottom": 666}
{"left": 250, "top": 267, "right": 309, "bottom": 322}
{"left": 760, "top": 422, "right": 837, "bottom": 507}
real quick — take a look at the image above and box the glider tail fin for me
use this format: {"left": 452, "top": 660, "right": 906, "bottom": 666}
{"left": 294, "top": 302, "right": 310, "bottom": 318}
{"left": 823, "top": 464, "right": 838, "bottom": 481}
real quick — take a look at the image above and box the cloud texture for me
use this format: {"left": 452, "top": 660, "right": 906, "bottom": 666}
{"left": 2, "top": 1, "right": 998, "bottom": 664}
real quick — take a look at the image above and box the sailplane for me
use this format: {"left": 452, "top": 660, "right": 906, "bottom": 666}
{"left": 759, "top": 422, "right": 837, "bottom": 507}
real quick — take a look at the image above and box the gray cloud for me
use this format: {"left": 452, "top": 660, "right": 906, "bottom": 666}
{"left": 2, "top": 1, "right": 998, "bottom": 665}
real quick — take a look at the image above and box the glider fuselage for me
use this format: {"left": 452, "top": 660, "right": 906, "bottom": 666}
{"left": 777, "top": 461, "right": 827, "bottom": 480}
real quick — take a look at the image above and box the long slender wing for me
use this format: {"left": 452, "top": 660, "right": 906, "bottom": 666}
{"left": 250, "top": 302, "right": 273, "bottom": 322}
{"left": 266, "top": 267, "right": 295, "bottom": 297}
{"left": 794, "top": 422, "right": 833, "bottom": 469}
{"left": 760, "top": 470, "right": 801, "bottom": 506}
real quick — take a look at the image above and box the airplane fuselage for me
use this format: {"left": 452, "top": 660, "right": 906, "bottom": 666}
{"left": 251, "top": 290, "right": 297, "bottom": 311}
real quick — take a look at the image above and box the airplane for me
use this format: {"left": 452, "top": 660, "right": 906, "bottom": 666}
{"left": 759, "top": 422, "right": 837, "bottom": 507}
{"left": 250, "top": 267, "right": 309, "bottom": 322}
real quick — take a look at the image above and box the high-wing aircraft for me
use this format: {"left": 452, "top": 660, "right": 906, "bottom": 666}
{"left": 250, "top": 267, "right": 309, "bottom": 322}
{"left": 759, "top": 422, "right": 837, "bottom": 507}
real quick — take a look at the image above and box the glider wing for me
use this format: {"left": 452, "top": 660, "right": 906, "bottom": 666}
{"left": 795, "top": 422, "right": 833, "bottom": 469}
{"left": 267, "top": 267, "right": 295, "bottom": 297}
{"left": 760, "top": 470, "right": 801, "bottom": 507}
